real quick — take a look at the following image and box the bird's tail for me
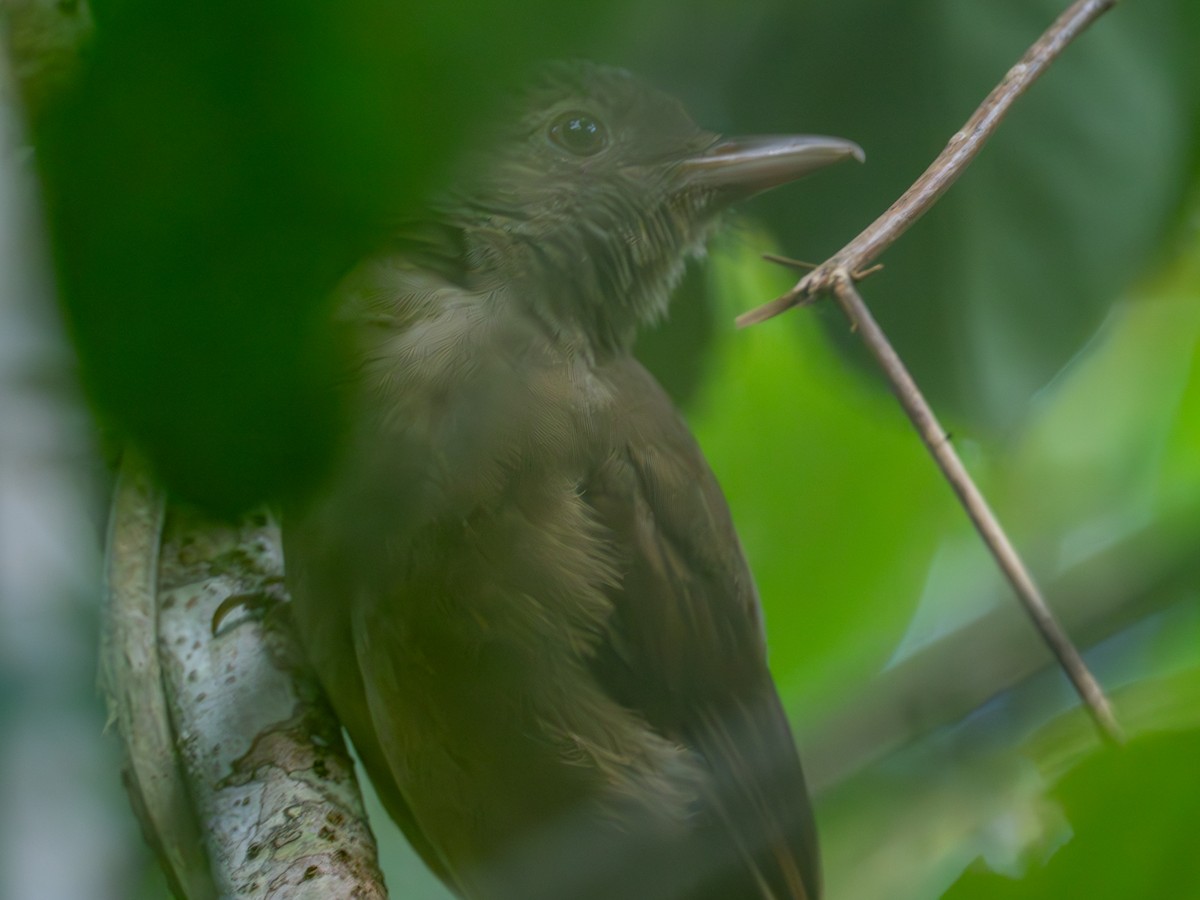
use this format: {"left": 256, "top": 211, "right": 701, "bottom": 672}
{"left": 688, "top": 691, "right": 821, "bottom": 900}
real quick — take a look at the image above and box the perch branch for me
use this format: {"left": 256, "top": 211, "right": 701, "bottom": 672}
{"left": 103, "top": 454, "right": 388, "bottom": 898}
{"left": 101, "top": 456, "right": 218, "bottom": 899}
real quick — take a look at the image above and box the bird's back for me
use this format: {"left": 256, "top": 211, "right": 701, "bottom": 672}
{"left": 286, "top": 276, "right": 818, "bottom": 897}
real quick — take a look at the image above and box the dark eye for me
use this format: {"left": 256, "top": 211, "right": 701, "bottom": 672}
{"left": 548, "top": 111, "right": 608, "bottom": 156}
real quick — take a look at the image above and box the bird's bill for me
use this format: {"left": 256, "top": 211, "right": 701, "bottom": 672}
{"left": 680, "top": 134, "right": 864, "bottom": 195}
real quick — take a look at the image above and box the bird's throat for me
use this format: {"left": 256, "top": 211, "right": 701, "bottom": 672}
{"left": 471, "top": 192, "right": 719, "bottom": 359}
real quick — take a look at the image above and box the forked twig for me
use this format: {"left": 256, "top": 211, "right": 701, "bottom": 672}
{"left": 742, "top": 0, "right": 1126, "bottom": 744}
{"left": 740, "top": 0, "right": 1121, "bottom": 324}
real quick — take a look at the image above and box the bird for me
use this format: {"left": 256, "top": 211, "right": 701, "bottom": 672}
{"left": 282, "top": 61, "right": 861, "bottom": 900}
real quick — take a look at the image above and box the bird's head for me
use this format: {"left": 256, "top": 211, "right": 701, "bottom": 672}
{"left": 443, "top": 62, "right": 862, "bottom": 355}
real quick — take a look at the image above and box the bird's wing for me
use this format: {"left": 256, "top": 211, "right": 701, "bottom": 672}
{"left": 584, "top": 356, "right": 820, "bottom": 900}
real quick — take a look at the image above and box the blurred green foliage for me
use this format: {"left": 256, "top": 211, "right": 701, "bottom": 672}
{"left": 35, "top": 0, "right": 618, "bottom": 511}
{"left": 945, "top": 725, "right": 1200, "bottom": 898}
{"left": 8, "top": 0, "right": 1200, "bottom": 897}
{"left": 35, "top": 0, "right": 1200, "bottom": 512}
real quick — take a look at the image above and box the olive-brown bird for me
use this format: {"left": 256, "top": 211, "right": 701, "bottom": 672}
{"left": 284, "top": 62, "right": 860, "bottom": 900}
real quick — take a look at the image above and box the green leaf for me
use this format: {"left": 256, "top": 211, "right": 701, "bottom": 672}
{"left": 944, "top": 726, "right": 1200, "bottom": 899}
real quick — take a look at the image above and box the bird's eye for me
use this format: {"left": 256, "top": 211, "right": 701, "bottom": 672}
{"left": 548, "top": 111, "right": 608, "bottom": 156}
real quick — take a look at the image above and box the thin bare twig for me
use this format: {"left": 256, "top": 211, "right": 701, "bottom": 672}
{"left": 738, "top": 0, "right": 1121, "bottom": 325}
{"left": 805, "top": 510, "right": 1200, "bottom": 789}
{"left": 832, "top": 272, "right": 1123, "bottom": 743}
{"left": 739, "top": 0, "right": 1126, "bottom": 743}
